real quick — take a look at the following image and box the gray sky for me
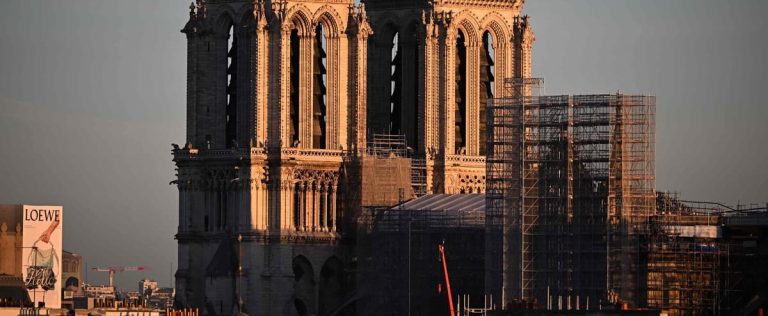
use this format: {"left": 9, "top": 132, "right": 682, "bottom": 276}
{"left": 0, "top": 0, "right": 766, "bottom": 290}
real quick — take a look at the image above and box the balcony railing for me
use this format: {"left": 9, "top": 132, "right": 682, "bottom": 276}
{"left": 172, "top": 147, "right": 344, "bottom": 163}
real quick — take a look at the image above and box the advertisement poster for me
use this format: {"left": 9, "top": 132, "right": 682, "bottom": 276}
{"left": 22, "top": 205, "right": 62, "bottom": 308}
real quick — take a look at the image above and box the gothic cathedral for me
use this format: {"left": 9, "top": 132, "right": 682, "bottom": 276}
{"left": 172, "top": 0, "right": 531, "bottom": 314}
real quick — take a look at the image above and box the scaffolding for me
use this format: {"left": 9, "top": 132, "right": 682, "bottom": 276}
{"left": 363, "top": 133, "right": 427, "bottom": 198}
{"left": 366, "top": 133, "right": 409, "bottom": 157}
{"left": 647, "top": 203, "right": 723, "bottom": 315}
{"left": 649, "top": 192, "right": 768, "bottom": 316}
{"left": 486, "top": 78, "right": 656, "bottom": 310}
{"left": 344, "top": 134, "right": 420, "bottom": 213}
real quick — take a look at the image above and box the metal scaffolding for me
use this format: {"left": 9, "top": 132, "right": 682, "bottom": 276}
{"left": 486, "top": 78, "right": 656, "bottom": 310}
{"left": 647, "top": 206, "right": 724, "bottom": 315}
{"left": 648, "top": 192, "right": 768, "bottom": 316}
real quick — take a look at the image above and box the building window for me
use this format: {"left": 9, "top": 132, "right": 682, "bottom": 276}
{"left": 226, "top": 24, "right": 238, "bottom": 147}
{"left": 290, "top": 29, "right": 300, "bottom": 146}
{"left": 479, "top": 31, "right": 495, "bottom": 156}
{"left": 455, "top": 30, "right": 467, "bottom": 154}
{"left": 389, "top": 32, "right": 402, "bottom": 136}
{"left": 312, "top": 24, "right": 328, "bottom": 149}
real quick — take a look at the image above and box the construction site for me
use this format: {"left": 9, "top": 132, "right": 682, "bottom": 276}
{"left": 346, "top": 78, "right": 768, "bottom": 316}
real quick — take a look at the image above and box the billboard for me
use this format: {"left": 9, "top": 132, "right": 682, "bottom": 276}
{"left": 22, "top": 205, "right": 63, "bottom": 308}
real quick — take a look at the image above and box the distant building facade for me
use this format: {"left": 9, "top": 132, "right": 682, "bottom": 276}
{"left": 0, "top": 205, "right": 63, "bottom": 308}
{"left": 138, "top": 279, "right": 158, "bottom": 297}
{"left": 62, "top": 251, "right": 83, "bottom": 294}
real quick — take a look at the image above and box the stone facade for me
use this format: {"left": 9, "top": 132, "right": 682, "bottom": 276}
{"left": 172, "top": 0, "right": 531, "bottom": 315}
{"left": 365, "top": 0, "right": 533, "bottom": 195}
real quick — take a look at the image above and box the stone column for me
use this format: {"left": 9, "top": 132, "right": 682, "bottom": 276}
{"left": 182, "top": 10, "right": 200, "bottom": 146}
{"left": 319, "top": 183, "right": 328, "bottom": 231}
{"left": 444, "top": 27, "right": 457, "bottom": 156}
{"left": 250, "top": 181, "right": 258, "bottom": 230}
{"left": 279, "top": 182, "right": 287, "bottom": 230}
{"left": 261, "top": 181, "right": 268, "bottom": 230}
{"left": 269, "top": 182, "right": 277, "bottom": 231}
{"left": 313, "top": 182, "right": 321, "bottom": 231}
{"left": 286, "top": 180, "right": 294, "bottom": 230}
{"left": 303, "top": 182, "right": 314, "bottom": 231}
{"left": 424, "top": 18, "right": 440, "bottom": 152}
{"left": 276, "top": 26, "right": 292, "bottom": 145}
{"left": 298, "top": 182, "right": 306, "bottom": 231}
{"left": 349, "top": 12, "right": 370, "bottom": 149}
{"left": 330, "top": 184, "right": 337, "bottom": 232}
{"left": 254, "top": 10, "right": 269, "bottom": 144}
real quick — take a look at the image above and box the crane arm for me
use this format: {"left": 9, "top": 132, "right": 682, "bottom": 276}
{"left": 123, "top": 266, "right": 147, "bottom": 271}
{"left": 89, "top": 266, "right": 148, "bottom": 288}
{"left": 438, "top": 243, "right": 456, "bottom": 316}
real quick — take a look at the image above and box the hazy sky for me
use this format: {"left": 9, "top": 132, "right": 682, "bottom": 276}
{"left": 0, "top": 0, "right": 766, "bottom": 290}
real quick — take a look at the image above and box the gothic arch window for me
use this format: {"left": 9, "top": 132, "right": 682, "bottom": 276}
{"left": 225, "top": 23, "right": 238, "bottom": 147}
{"left": 290, "top": 29, "right": 300, "bottom": 146}
{"left": 407, "top": 26, "right": 420, "bottom": 151}
{"left": 382, "top": 23, "right": 420, "bottom": 151}
{"left": 312, "top": 24, "right": 328, "bottom": 149}
{"left": 455, "top": 30, "right": 467, "bottom": 154}
{"left": 319, "top": 256, "right": 344, "bottom": 315}
{"left": 479, "top": 31, "right": 495, "bottom": 156}
{"left": 389, "top": 32, "right": 402, "bottom": 135}
{"left": 292, "top": 255, "right": 316, "bottom": 315}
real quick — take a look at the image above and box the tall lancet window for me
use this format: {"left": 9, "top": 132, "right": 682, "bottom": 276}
{"left": 410, "top": 34, "right": 420, "bottom": 151}
{"left": 479, "top": 31, "right": 495, "bottom": 156}
{"left": 226, "top": 24, "right": 238, "bottom": 147}
{"left": 455, "top": 30, "right": 467, "bottom": 154}
{"left": 289, "top": 29, "right": 300, "bottom": 146}
{"left": 312, "top": 24, "right": 328, "bottom": 149}
{"left": 389, "top": 33, "right": 402, "bottom": 135}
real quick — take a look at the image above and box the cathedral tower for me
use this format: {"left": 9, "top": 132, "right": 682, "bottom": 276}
{"left": 174, "top": 0, "right": 370, "bottom": 315}
{"left": 364, "top": 0, "right": 532, "bottom": 195}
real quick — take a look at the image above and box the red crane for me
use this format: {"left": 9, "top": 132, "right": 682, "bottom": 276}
{"left": 91, "top": 266, "right": 147, "bottom": 288}
{"left": 438, "top": 242, "right": 456, "bottom": 316}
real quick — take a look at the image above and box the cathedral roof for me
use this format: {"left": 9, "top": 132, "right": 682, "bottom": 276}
{"left": 396, "top": 193, "right": 485, "bottom": 213}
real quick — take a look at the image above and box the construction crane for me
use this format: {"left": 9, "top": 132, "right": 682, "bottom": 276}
{"left": 91, "top": 266, "right": 147, "bottom": 288}
{"left": 438, "top": 242, "right": 456, "bottom": 316}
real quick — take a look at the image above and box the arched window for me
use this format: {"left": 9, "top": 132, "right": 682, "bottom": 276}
{"left": 408, "top": 30, "right": 420, "bottom": 151}
{"left": 387, "top": 28, "right": 420, "bottom": 151}
{"left": 289, "top": 29, "right": 300, "bottom": 146}
{"left": 455, "top": 30, "right": 467, "bottom": 154}
{"left": 389, "top": 32, "right": 402, "bottom": 135}
{"left": 479, "top": 31, "right": 495, "bottom": 155}
{"left": 225, "top": 23, "right": 238, "bottom": 147}
{"left": 312, "top": 24, "right": 328, "bottom": 149}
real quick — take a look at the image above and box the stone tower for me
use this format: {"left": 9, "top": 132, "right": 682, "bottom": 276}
{"left": 173, "top": 0, "right": 370, "bottom": 315}
{"left": 173, "top": 0, "right": 533, "bottom": 314}
{"left": 364, "top": 0, "right": 532, "bottom": 195}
